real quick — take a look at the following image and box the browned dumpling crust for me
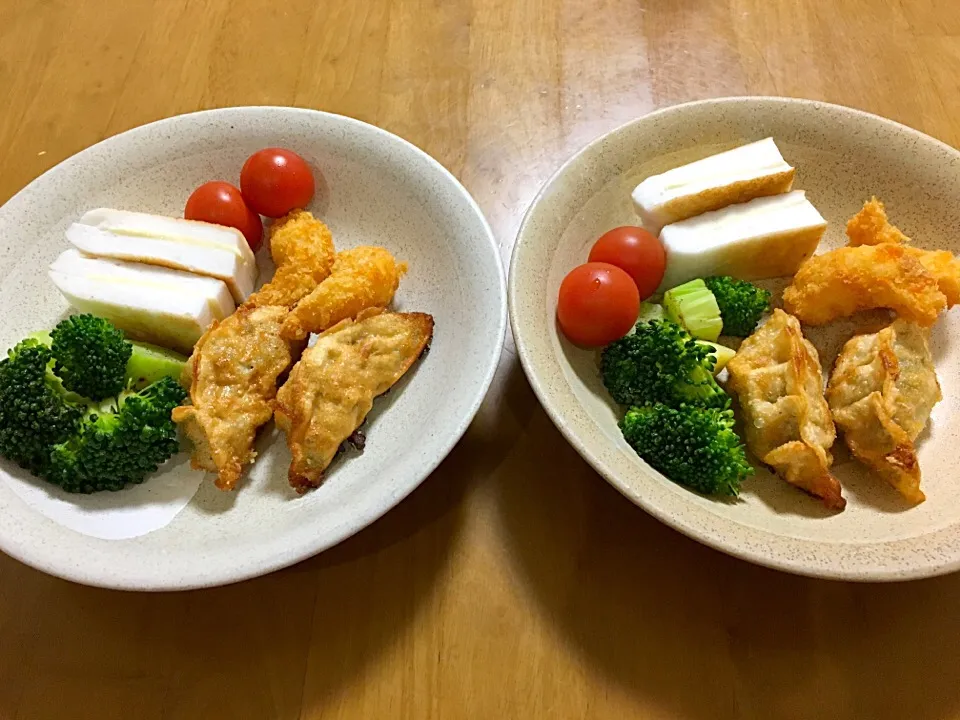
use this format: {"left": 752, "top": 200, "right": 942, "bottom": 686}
{"left": 172, "top": 305, "right": 304, "bottom": 491}
{"left": 827, "top": 320, "right": 941, "bottom": 504}
{"left": 275, "top": 310, "right": 434, "bottom": 494}
{"left": 727, "top": 309, "right": 845, "bottom": 510}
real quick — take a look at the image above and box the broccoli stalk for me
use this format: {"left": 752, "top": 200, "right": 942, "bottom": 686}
{"left": 50, "top": 314, "right": 132, "bottom": 401}
{"left": 620, "top": 404, "right": 753, "bottom": 496}
{"left": 636, "top": 301, "right": 666, "bottom": 325}
{"left": 697, "top": 340, "right": 737, "bottom": 375}
{"left": 663, "top": 279, "right": 723, "bottom": 342}
{"left": 47, "top": 376, "right": 188, "bottom": 493}
{"left": 0, "top": 340, "right": 85, "bottom": 475}
{"left": 601, "top": 319, "right": 729, "bottom": 410}
{"left": 703, "top": 276, "right": 771, "bottom": 337}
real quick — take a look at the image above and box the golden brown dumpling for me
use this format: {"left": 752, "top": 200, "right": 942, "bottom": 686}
{"left": 172, "top": 305, "right": 304, "bottom": 491}
{"left": 727, "top": 309, "right": 845, "bottom": 510}
{"left": 826, "top": 320, "right": 941, "bottom": 504}
{"left": 275, "top": 310, "right": 434, "bottom": 494}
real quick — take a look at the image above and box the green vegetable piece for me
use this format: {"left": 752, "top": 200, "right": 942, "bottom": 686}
{"left": 636, "top": 301, "right": 665, "bottom": 325}
{"left": 50, "top": 314, "right": 132, "bottom": 401}
{"left": 620, "top": 404, "right": 753, "bottom": 497}
{"left": 27, "top": 330, "right": 53, "bottom": 346}
{"left": 663, "top": 279, "right": 723, "bottom": 342}
{"left": 126, "top": 341, "right": 188, "bottom": 390}
{"left": 28, "top": 328, "right": 186, "bottom": 391}
{"left": 0, "top": 339, "right": 84, "bottom": 475}
{"left": 697, "top": 340, "right": 737, "bottom": 375}
{"left": 0, "top": 326, "right": 186, "bottom": 492}
{"left": 47, "top": 376, "right": 188, "bottom": 493}
{"left": 601, "top": 319, "right": 729, "bottom": 410}
{"left": 626, "top": 302, "right": 666, "bottom": 336}
{"left": 703, "top": 276, "right": 771, "bottom": 337}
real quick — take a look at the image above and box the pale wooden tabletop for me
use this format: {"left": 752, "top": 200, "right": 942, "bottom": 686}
{"left": 2, "top": 1, "right": 960, "bottom": 718}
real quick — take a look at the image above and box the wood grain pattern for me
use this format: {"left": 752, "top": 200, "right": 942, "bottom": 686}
{"left": 2, "top": 0, "right": 960, "bottom": 718}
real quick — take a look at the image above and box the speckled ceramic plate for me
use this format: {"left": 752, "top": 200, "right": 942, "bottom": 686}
{"left": 510, "top": 97, "right": 960, "bottom": 581}
{"left": 0, "top": 107, "right": 505, "bottom": 590}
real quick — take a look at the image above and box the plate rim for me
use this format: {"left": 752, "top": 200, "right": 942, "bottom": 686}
{"left": 0, "top": 106, "right": 507, "bottom": 591}
{"left": 509, "top": 95, "right": 960, "bottom": 582}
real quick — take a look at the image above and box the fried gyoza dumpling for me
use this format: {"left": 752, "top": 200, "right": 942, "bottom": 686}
{"left": 727, "top": 309, "right": 845, "bottom": 510}
{"left": 172, "top": 305, "right": 305, "bottom": 490}
{"left": 826, "top": 320, "right": 941, "bottom": 504}
{"left": 275, "top": 310, "right": 433, "bottom": 494}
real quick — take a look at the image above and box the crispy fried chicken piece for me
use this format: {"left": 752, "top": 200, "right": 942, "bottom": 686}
{"left": 909, "top": 248, "right": 960, "bottom": 307}
{"left": 846, "top": 197, "right": 912, "bottom": 246}
{"left": 246, "top": 210, "right": 335, "bottom": 308}
{"left": 845, "top": 197, "right": 960, "bottom": 307}
{"left": 172, "top": 305, "right": 305, "bottom": 489}
{"left": 782, "top": 243, "right": 947, "bottom": 326}
{"left": 281, "top": 247, "right": 406, "bottom": 340}
{"left": 274, "top": 311, "right": 433, "bottom": 493}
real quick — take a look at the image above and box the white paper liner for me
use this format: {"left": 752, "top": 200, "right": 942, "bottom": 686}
{"left": 2, "top": 455, "right": 201, "bottom": 540}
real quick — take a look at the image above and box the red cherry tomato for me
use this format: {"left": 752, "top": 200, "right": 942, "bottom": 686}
{"left": 240, "top": 148, "right": 316, "bottom": 218}
{"left": 588, "top": 226, "right": 665, "bottom": 300}
{"left": 185, "top": 181, "right": 263, "bottom": 251}
{"left": 557, "top": 262, "right": 640, "bottom": 347}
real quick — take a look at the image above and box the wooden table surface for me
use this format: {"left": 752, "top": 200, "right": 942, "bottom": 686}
{"left": 2, "top": 0, "right": 960, "bottom": 718}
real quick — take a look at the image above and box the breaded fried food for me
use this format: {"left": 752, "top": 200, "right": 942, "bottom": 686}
{"left": 846, "top": 197, "right": 911, "bottom": 246}
{"left": 173, "top": 209, "right": 334, "bottom": 489}
{"left": 275, "top": 310, "right": 433, "bottom": 493}
{"left": 281, "top": 247, "right": 406, "bottom": 340}
{"left": 845, "top": 198, "right": 960, "bottom": 307}
{"left": 782, "top": 243, "right": 947, "bottom": 326}
{"left": 172, "top": 305, "right": 305, "bottom": 490}
{"left": 727, "top": 309, "right": 845, "bottom": 510}
{"left": 909, "top": 248, "right": 960, "bottom": 307}
{"left": 246, "top": 210, "right": 336, "bottom": 308}
{"left": 827, "top": 320, "right": 941, "bottom": 504}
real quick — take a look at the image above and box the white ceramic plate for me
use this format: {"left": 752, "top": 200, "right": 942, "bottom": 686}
{"left": 0, "top": 107, "right": 505, "bottom": 590}
{"left": 510, "top": 97, "right": 960, "bottom": 581}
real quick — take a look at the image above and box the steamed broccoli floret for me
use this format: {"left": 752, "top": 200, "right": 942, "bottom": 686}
{"left": 0, "top": 321, "right": 186, "bottom": 493}
{"left": 663, "top": 279, "right": 723, "bottom": 341}
{"left": 601, "top": 320, "right": 729, "bottom": 409}
{"left": 50, "top": 314, "right": 132, "bottom": 401}
{"left": 47, "top": 376, "right": 187, "bottom": 493}
{"left": 0, "top": 340, "right": 84, "bottom": 475}
{"left": 703, "top": 276, "right": 771, "bottom": 337}
{"left": 620, "top": 404, "right": 753, "bottom": 496}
